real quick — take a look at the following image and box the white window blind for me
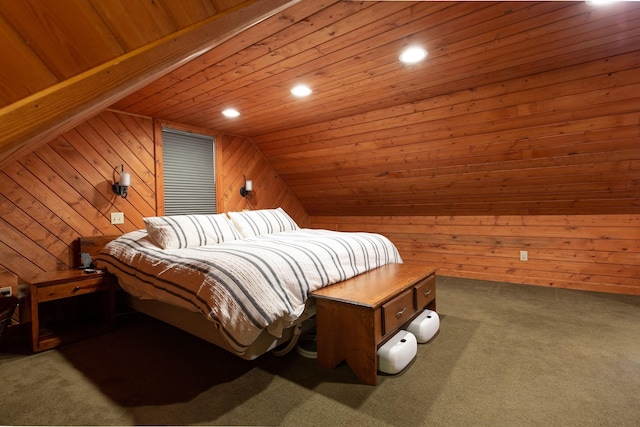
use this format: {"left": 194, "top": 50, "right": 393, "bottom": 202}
{"left": 161, "top": 128, "right": 216, "bottom": 215}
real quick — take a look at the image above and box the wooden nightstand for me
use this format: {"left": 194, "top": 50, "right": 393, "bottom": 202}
{"left": 22, "top": 269, "right": 116, "bottom": 352}
{"left": 311, "top": 263, "right": 437, "bottom": 385}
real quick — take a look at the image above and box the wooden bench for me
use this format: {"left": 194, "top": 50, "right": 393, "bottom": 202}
{"left": 311, "top": 262, "right": 437, "bottom": 385}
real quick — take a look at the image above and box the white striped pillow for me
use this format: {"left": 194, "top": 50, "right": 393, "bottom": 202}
{"left": 228, "top": 207, "right": 299, "bottom": 238}
{"left": 143, "top": 214, "right": 241, "bottom": 249}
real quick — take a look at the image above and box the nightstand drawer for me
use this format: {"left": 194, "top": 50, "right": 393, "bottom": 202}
{"left": 37, "top": 276, "right": 110, "bottom": 303}
{"left": 25, "top": 270, "right": 116, "bottom": 352}
{"left": 414, "top": 274, "right": 436, "bottom": 309}
{"left": 381, "top": 288, "right": 415, "bottom": 336}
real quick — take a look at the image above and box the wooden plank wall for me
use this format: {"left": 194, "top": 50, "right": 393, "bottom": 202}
{"left": 311, "top": 214, "right": 640, "bottom": 295}
{"left": 216, "top": 132, "right": 310, "bottom": 222}
{"left": 0, "top": 110, "right": 308, "bottom": 283}
{"left": 258, "top": 50, "right": 640, "bottom": 216}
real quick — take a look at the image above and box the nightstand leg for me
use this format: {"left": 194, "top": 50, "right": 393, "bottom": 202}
{"left": 29, "top": 284, "right": 39, "bottom": 352}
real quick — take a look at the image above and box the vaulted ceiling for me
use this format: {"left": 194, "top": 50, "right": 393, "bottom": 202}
{"left": 113, "top": 0, "right": 637, "bottom": 137}
{"left": 1, "top": 1, "right": 639, "bottom": 216}
{"left": 0, "top": 0, "right": 294, "bottom": 165}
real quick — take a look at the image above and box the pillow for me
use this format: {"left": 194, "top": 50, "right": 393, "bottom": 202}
{"left": 143, "top": 214, "right": 241, "bottom": 249}
{"left": 228, "top": 207, "right": 299, "bottom": 238}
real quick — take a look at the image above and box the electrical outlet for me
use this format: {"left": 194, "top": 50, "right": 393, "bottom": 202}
{"left": 0, "top": 286, "right": 11, "bottom": 297}
{"left": 519, "top": 250, "right": 528, "bottom": 261}
{"left": 111, "top": 212, "right": 124, "bottom": 224}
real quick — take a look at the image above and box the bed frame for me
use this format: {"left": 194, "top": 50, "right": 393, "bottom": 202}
{"left": 77, "top": 236, "right": 313, "bottom": 360}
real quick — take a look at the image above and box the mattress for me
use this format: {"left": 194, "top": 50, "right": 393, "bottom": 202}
{"left": 95, "top": 228, "right": 402, "bottom": 353}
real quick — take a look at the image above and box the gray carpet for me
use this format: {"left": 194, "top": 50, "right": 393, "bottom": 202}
{"left": 1, "top": 276, "right": 639, "bottom": 426}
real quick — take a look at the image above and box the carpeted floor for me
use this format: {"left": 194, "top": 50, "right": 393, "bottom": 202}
{"left": 1, "top": 276, "right": 639, "bottom": 426}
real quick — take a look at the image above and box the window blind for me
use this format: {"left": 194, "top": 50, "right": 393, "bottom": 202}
{"left": 161, "top": 128, "right": 216, "bottom": 215}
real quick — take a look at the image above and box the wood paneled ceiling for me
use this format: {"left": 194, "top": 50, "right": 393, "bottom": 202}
{"left": 1, "top": 1, "right": 639, "bottom": 216}
{"left": 0, "top": 0, "right": 249, "bottom": 107}
{"left": 0, "top": 0, "right": 296, "bottom": 165}
{"left": 112, "top": 1, "right": 640, "bottom": 136}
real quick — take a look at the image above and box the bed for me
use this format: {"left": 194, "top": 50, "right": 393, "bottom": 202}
{"left": 94, "top": 208, "right": 402, "bottom": 360}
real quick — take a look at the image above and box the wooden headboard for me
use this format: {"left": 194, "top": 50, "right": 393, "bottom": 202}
{"left": 74, "top": 235, "right": 120, "bottom": 268}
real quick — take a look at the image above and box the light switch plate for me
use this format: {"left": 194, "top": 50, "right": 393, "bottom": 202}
{"left": 111, "top": 212, "right": 124, "bottom": 224}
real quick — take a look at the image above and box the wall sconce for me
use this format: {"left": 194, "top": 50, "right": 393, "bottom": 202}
{"left": 112, "top": 164, "right": 131, "bottom": 199}
{"left": 240, "top": 175, "right": 253, "bottom": 198}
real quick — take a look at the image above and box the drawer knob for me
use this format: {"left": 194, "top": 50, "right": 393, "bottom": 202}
{"left": 424, "top": 289, "right": 432, "bottom": 297}
{"left": 72, "top": 286, "right": 81, "bottom": 293}
{"left": 396, "top": 307, "right": 407, "bottom": 318}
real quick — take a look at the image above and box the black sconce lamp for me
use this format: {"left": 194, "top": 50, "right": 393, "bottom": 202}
{"left": 240, "top": 175, "right": 253, "bottom": 199}
{"left": 112, "top": 164, "right": 131, "bottom": 199}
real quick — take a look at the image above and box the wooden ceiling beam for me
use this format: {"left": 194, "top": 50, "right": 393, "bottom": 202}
{"left": 0, "top": 0, "right": 300, "bottom": 168}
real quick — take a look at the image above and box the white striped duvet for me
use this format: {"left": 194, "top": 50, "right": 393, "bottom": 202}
{"left": 95, "top": 228, "right": 402, "bottom": 353}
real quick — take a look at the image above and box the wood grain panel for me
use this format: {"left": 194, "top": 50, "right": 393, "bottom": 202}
{"left": 0, "top": 12, "right": 56, "bottom": 105}
{"left": 0, "top": 110, "right": 308, "bottom": 282}
{"left": 124, "top": 1, "right": 639, "bottom": 138}
{"left": 311, "top": 215, "right": 640, "bottom": 295}
{"left": 0, "top": 0, "right": 250, "bottom": 107}
{"left": 216, "top": 132, "right": 310, "bottom": 223}
{"left": 0, "top": 0, "right": 124, "bottom": 80}
{"left": 88, "top": 0, "right": 179, "bottom": 51}
{"left": 215, "top": 2, "right": 576, "bottom": 134}
{"left": 112, "top": 0, "right": 342, "bottom": 114}
{"left": 158, "top": 0, "right": 220, "bottom": 27}
{"left": 0, "top": 0, "right": 299, "bottom": 173}
{"left": 255, "top": 49, "right": 640, "bottom": 216}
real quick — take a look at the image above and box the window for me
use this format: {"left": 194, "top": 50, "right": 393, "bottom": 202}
{"left": 161, "top": 128, "right": 216, "bottom": 215}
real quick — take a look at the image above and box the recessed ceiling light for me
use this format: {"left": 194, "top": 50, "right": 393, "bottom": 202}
{"left": 399, "top": 46, "right": 428, "bottom": 65}
{"left": 291, "top": 85, "right": 312, "bottom": 97}
{"left": 222, "top": 108, "right": 240, "bottom": 118}
{"left": 586, "top": 0, "right": 619, "bottom": 5}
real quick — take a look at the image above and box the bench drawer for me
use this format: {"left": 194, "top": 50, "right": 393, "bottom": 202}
{"left": 381, "top": 289, "right": 415, "bottom": 336}
{"left": 414, "top": 274, "right": 436, "bottom": 309}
